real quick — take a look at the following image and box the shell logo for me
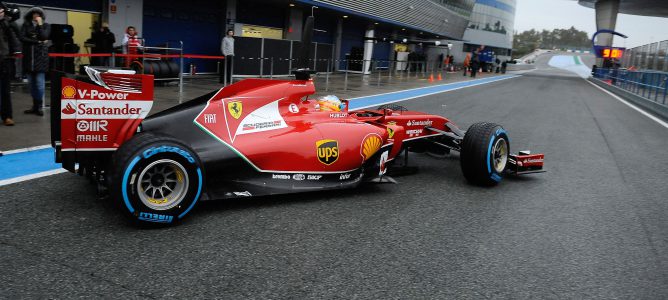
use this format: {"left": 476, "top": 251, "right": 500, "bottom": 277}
{"left": 361, "top": 134, "right": 382, "bottom": 161}
{"left": 62, "top": 86, "right": 76, "bottom": 99}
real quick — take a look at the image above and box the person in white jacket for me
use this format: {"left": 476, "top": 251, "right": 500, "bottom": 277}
{"left": 220, "top": 29, "right": 234, "bottom": 84}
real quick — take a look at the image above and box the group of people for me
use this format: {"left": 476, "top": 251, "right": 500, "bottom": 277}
{"left": 0, "top": 2, "right": 144, "bottom": 127}
{"left": 462, "top": 47, "right": 508, "bottom": 78}
{"left": 88, "top": 24, "right": 143, "bottom": 68}
{"left": 0, "top": 4, "right": 50, "bottom": 126}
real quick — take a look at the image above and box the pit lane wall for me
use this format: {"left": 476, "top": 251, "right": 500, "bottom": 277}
{"left": 589, "top": 69, "right": 668, "bottom": 120}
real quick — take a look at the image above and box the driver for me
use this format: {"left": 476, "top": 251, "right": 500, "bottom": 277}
{"left": 317, "top": 95, "right": 345, "bottom": 112}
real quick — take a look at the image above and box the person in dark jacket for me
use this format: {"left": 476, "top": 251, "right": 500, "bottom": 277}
{"left": 88, "top": 22, "right": 115, "bottom": 66}
{"left": 20, "top": 6, "right": 50, "bottom": 116}
{"left": 0, "top": 3, "right": 20, "bottom": 126}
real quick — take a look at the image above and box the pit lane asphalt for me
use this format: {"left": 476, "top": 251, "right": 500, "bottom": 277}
{"left": 2, "top": 53, "right": 668, "bottom": 298}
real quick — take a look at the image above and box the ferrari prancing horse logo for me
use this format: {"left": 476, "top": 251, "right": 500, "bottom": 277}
{"left": 228, "top": 101, "right": 242, "bottom": 119}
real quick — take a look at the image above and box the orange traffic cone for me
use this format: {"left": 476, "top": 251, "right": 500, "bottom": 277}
{"left": 429, "top": 74, "right": 434, "bottom": 83}
{"left": 437, "top": 73, "right": 442, "bottom": 81}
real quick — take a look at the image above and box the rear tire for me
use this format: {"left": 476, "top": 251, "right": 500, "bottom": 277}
{"left": 460, "top": 122, "right": 509, "bottom": 186}
{"left": 110, "top": 133, "right": 204, "bottom": 226}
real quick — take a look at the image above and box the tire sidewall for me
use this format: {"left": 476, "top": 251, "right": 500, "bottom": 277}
{"left": 119, "top": 142, "right": 203, "bottom": 224}
{"left": 485, "top": 127, "right": 509, "bottom": 183}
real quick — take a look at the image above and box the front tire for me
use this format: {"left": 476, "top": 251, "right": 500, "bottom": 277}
{"left": 460, "top": 122, "right": 509, "bottom": 186}
{"left": 110, "top": 133, "right": 204, "bottom": 226}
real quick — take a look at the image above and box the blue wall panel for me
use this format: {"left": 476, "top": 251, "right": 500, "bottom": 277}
{"left": 143, "top": 0, "right": 223, "bottom": 73}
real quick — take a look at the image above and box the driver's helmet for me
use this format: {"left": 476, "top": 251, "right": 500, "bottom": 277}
{"left": 317, "top": 95, "right": 344, "bottom": 112}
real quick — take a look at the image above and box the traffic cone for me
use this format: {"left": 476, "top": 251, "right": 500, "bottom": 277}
{"left": 429, "top": 74, "right": 434, "bottom": 83}
{"left": 437, "top": 73, "right": 442, "bottom": 81}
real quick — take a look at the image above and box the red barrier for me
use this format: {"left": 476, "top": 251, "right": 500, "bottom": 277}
{"left": 44, "top": 52, "right": 225, "bottom": 60}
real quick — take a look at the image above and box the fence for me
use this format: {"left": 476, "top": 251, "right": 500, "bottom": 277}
{"left": 622, "top": 40, "right": 668, "bottom": 71}
{"left": 593, "top": 67, "right": 668, "bottom": 106}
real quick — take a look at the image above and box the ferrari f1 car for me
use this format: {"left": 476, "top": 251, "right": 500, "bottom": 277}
{"left": 51, "top": 19, "right": 543, "bottom": 226}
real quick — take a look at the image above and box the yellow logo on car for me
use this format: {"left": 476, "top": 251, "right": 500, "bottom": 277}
{"left": 361, "top": 134, "right": 382, "bottom": 161}
{"left": 387, "top": 127, "right": 395, "bottom": 139}
{"left": 228, "top": 100, "right": 242, "bottom": 119}
{"left": 62, "top": 86, "right": 76, "bottom": 99}
{"left": 316, "top": 139, "right": 339, "bottom": 165}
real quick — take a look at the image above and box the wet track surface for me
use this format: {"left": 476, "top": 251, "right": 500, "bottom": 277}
{"left": 2, "top": 53, "right": 668, "bottom": 298}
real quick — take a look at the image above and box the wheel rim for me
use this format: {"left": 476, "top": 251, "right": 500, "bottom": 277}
{"left": 492, "top": 138, "right": 508, "bottom": 173}
{"left": 137, "top": 159, "right": 189, "bottom": 211}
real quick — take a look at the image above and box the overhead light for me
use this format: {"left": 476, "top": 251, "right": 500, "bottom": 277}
{"left": 343, "top": 15, "right": 348, "bottom": 18}
{"left": 401, "top": 28, "right": 406, "bottom": 31}
{"left": 289, "top": 3, "right": 295, "bottom": 6}
{"left": 374, "top": 22, "right": 379, "bottom": 25}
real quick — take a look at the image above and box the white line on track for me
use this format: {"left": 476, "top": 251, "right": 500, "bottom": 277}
{"left": 587, "top": 80, "right": 668, "bottom": 129}
{"left": 353, "top": 75, "right": 520, "bottom": 110}
{"left": 0, "top": 169, "right": 68, "bottom": 186}
{"left": 2, "top": 144, "right": 52, "bottom": 155}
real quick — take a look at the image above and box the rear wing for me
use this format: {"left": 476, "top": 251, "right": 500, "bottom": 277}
{"left": 51, "top": 67, "right": 154, "bottom": 171}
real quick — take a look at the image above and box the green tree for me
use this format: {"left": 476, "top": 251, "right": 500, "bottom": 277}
{"left": 512, "top": 27, "right": 591, "bottom": 58}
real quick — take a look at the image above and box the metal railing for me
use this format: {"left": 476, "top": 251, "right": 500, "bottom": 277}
{"left": 593, "top": 67, "right": 668, "bottom": 105}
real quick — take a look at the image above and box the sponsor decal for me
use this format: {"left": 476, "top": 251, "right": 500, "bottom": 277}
{"left": 288, "top": 103, "right": 299, "bottom": 113}
{"left": 233, "top": 191, "right": 252, "bottom": 197}
{"left": 79, "top": 103, "right": 140, "bottom": 115}
{"left": 379, "top": 151, "right": 389, "bottom": 176}
{"left": 228, "top": 100, "right": 243, "bottom": 119}
{"left": 60, "top": 100, "right": 152, "bottom": 119}
{"left": 361, "top": 134, "right": 382, "bottom": 161}
{"left": 62, "top": 103, "right": 76, "bottom": 115}
{"left": 316, "top": 139, "right": 339, "bottom": 165}
{"left": 76, "top": 134, "right": 108, "bottom": 142}
{"left": 77, "top": 120, "right": 108, "bottom": 132}
{"left": 272, "top": 174, "right": 290, "bottom": 179}
{"left": 387, "top": 121, "right": 397, "bottom": 125}
{"left": 339, "top": 173, "right": 351, "bottom": 180}
{"left": 242, "top": 120, "right": 282, "bottom": 131}
{"left": 76, "top": 89, "right": 129, "bottom": 100}
{"left": 204, "top": 114, "right": 216, "bottom": 124}
{"left": 62, "top": 85, "right": 76, "bottom": 99}
{"left": 234, "top": 100, "right": 287, "bottom": 138}
{"left": 522, "top": 158, "right": 544, "bottom": 164}
{"left": 329, "top": 113, "right": 347, "bottom": 118}
{"left": 307, "top": 175, "right": 322, "bottom": 180}
{"left": 407, "top": 120, "right": 433, "bottom": 127}
{"left": 406, "top": 129, "right": 423, "bottom": 136}
{"left": 138, "top": 212, "right": 173, "bottom": 223}
{"left": 387, "top": 127, "right": 395, "bottom": 139}
{"left": 142, "top": 146, "right": 196, "bottom": 164}
{"left": 292, "top": 174, "right": 306, "bottom": 181}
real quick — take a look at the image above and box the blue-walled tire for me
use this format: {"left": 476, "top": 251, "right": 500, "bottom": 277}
{"left": 460, "top": 122, "right": 509, "bottom": 186}
{"left": 110, "top": 133, "right": 204, "bottom": 226}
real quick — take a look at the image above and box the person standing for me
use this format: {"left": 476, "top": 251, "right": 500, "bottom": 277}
{"left": 470, "top": 49, "right": 480, "bottom": 78}
{"left": 20, "top": 6, "right": 49, "bottom": 117}
{"left": 89, "top": 22, "right": 115, "bottom": 66}
{"left": 122, "top": 26, "right": 141, "bottom": 68}
{"left": 220, "top": 29, "right": 234, "bottom": 85}
{"left": 462, "top": 53, "right": 470, "bottom": 77}
{"left": 0, "top": 4, "right": 20, "bottom": 126}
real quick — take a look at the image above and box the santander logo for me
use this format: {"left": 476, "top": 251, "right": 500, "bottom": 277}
{"left": 62, "top": 103, "right": 76, "bottom": 115}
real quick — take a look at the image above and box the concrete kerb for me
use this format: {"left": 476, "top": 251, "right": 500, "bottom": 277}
{"left": 588, "top": 77, "right": 668, "bottom": 121}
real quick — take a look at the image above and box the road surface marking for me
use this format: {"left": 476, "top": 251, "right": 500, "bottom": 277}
{"left": 587, "top": 80, "right": 668, "bottom": 129}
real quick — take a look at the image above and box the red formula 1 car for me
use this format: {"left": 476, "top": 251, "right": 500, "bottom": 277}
{"left": 51, "top": 67, "right": 543, "bottom": 225}
{"left": 51, "top": 19, "right": 543, "bottom": 226}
